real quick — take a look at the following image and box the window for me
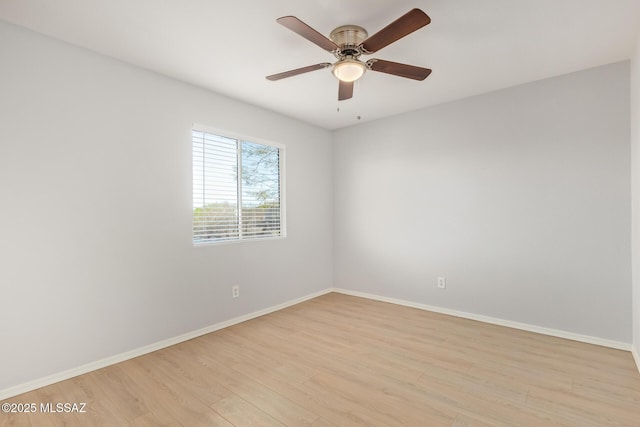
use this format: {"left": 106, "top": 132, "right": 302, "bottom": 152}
{"left": 192, "top": 129, "right": 284, "bottom": 245}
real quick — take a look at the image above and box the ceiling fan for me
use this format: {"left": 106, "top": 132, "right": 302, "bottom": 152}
{"left": 266, "top": 8, "right": 432, "bottom": 101}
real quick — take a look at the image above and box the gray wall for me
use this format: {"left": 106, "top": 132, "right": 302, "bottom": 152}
{"left": 333, "top": 62, "right": 631, "bottom": 342}
{"left": 0, "top": 21, "right": 333, "bottom": 391}
{"left": 632, "top": 34, "right": 640, "bottom": 359}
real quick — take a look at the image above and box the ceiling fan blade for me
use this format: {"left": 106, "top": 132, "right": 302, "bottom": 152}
{"left": 277, "top": 16, "right": 339, "bottom": 52}
{"left": 361, "top": 9, "right": 431, "bottom": 53}
{"left": 338, "top": 80, "right": 354, "bottom": 101}
{"left": 266, "top": 63, "right": 331, "bottom": 81}
{"left": 368, "top": 59, "right": 431, "bottom": 81}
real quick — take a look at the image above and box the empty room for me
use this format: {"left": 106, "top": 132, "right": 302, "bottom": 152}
{"left": 1, "top": 0, "right": 640, "bottom": 426}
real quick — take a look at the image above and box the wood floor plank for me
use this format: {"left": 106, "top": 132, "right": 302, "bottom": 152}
{"left": 117, "top": 357, "right": 229, "bottom": 425}
{"left": 303, "top": 371, "right": 454, "bottom": 426}
{"left": 222, "top": 358, "right": 396, "bottom": 426}
{"left": 153, "top": 338, "right": 320, "bottom": 426}
{"left": 186, "top": 344, "right": 320, "bottom": 426}
{"left": 210, "top": 394, "right": 284, "bottom": 427}
{"left": 145, "top": 350, "right": 232, "bottom": 407}
{"left": 2, "top": 292, "right": 640, "bottom": 426}
{"left": 130, "top": 412, "right": 184, "bottom": 427}
{"left": 310, "top": 417, "right": 340, "bottom": 427}
{"left": 526, "top": 385, "right": 640, "bottom": 427}
{"left": 452, "top": 414, "right": 502, "bottom": 427}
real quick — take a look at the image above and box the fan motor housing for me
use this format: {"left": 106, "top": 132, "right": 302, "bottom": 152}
{"left": 330, "top": 25, "right": 368, "bottom": 54}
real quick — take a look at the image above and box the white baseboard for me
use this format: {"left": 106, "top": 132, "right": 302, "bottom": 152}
{"left": 633, "top": 346, "right": 640, "bottom": 375}
{"left": 332, "top": 288, "right": 632, "bottom": 351}
{"left": 0, "top": 288, "right": 332, "bottom": 401}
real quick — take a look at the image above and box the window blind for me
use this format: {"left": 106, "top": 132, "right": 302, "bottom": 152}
{"left": 192, "top": 130, "right": 282, "bottom": 245}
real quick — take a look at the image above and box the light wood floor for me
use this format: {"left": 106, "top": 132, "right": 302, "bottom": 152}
{"left": 2, "top": 293, "right": 640, "bottom": 426}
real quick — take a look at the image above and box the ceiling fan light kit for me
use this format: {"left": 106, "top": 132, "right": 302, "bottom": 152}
{"left": 332, "top": 58, "right": 366, "bottom": 82}
{"left": 266, "top": 8, "right": 432, "bottom": 101}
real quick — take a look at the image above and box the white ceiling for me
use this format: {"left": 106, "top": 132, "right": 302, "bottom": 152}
{"left": 1, "top": 0, "right": 639, "bottom": 130}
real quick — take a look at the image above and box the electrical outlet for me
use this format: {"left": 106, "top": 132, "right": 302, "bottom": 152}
{"left": 232, "top": 286, "right": 240, "bottom": 298}
{"left": 437, "top": 277, "right": 446, "bottom": 289}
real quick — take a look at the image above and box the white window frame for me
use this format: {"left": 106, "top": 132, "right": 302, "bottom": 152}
{"left": 192, "top": 124, "right": 286, "bottom": 246}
